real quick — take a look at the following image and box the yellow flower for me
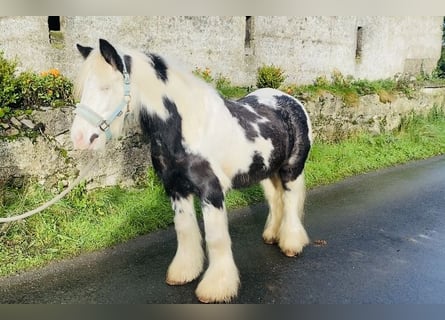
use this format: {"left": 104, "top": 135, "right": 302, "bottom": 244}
{"left": 41, "top": 68, "right": 60, "bottom": 77}
{"left": 49, "top": 68, "right": 60, "bottom": 77}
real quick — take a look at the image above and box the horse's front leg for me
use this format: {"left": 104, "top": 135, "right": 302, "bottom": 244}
{"left": 195, "top": 202, "right": 240, "bottom": 303}
{"left": 166, "top": 195, "right": 204, "bottom": 285}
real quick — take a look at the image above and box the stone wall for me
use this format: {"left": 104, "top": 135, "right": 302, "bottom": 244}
{"left": 0, "top": 107, "right": 150, "bottom": 189}
{"left": 0, "top": 16, "right": 442, "bottom": 86}
{"left": 1, "top": 88, "right": 444, "bottom": 189}
{"left": 308, "top": 88, "right": 445, "bottom": 141}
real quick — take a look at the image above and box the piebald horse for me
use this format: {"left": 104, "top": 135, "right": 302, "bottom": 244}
{"left": 71, "top": 39, "right": 312, "bottom": 303}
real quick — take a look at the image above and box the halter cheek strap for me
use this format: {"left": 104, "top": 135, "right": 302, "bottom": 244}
{"left": 75, "top": 59, "right": 131, "bottom": 141}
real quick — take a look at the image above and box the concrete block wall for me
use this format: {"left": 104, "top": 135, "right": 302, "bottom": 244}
{"left": 0, "top": 16, "right": 443, "bottom": 86}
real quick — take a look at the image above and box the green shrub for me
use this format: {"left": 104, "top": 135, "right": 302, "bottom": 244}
{"left": 17, "top": 69, "right": 74, "bottom": 108}
{"left": 0, "top": 51, "right": 20, "bottom": 112}
{"left": 256, "top": 65, "right": 286, "bottom": 89}
{"left": 0, "top": 51, "right": 74, "bottom": 120}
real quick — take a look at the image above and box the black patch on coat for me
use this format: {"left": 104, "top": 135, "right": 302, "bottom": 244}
{"left": 139, "top": 97, "right": 223, "bottom": 209}
{"left": 224, "top": 99, "right": 261, "bottom": 141}
{"left": 148, "top": 53, "right": 168, "bottom": 83}
{"left": 231, "top": 152, "right": 270, "bottom": 189}
{"left": 226, "top": 93, "right": 311, "bottom": 189}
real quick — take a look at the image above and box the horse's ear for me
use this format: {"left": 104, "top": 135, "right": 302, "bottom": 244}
{"left": 77, "top": 44, "right": 93, "bottom": 59}
{"left": 99, "top": 39, "right": 123, "bottom": 72}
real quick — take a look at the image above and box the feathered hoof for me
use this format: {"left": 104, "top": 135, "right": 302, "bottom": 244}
{"left": 262, "top": 228, "right": 279, "bottom": 245}
{"left": 195, "top": 265, "right": 240, "bottom": 303}
{"left": 165, "top": 257, "right": 203, "bottom": 285}
{"left": 278, "top": 227, "right": 309, "bottom": 257}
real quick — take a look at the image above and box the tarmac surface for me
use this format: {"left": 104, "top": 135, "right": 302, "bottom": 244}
{"left": 1, "top": 156, "right": 445, "bottom": 303}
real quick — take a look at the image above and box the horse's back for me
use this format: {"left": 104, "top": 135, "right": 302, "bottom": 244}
{"left": 243, "top": 88, "right": 305, "bottom": 109}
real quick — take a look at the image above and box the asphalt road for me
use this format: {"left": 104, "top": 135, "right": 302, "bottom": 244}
{"left": 1, "top": 156, "right": 445, "bottom": 303}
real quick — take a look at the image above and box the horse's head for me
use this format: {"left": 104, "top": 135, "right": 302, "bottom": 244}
{"left": 71, "top": 39, "right": 131, "bottom": 150}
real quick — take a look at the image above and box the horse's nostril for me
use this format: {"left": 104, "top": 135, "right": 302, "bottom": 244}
{"left": 90, "top": 133, "right": 99, "bottom": 144}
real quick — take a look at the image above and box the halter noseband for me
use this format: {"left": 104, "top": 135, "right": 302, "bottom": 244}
{"left": 75, "top": 56, "right": 131, "bottom": 141}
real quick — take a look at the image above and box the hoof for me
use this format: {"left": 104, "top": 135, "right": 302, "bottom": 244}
{"left": 165, "top": 278, "right": 190, "bottom": 286}
{"left": 166, "top": 258, "right": 203, "bottom": 286}
{"left": 262, "top": 229, "right": 279, "bottom": 245}
{"left": 263, "top": 236, "right": 278, "bottom": 245}
{"left": 281, "top": 248, "right": 302, "bottom": 257}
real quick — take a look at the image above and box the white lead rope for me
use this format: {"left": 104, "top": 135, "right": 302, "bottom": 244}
{"left": 0, "top": 157, "right": 98, "bottom": 223}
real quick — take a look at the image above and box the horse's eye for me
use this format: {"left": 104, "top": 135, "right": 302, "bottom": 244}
{"left": 101, "top": 86, "right": 110, "bottom": 92}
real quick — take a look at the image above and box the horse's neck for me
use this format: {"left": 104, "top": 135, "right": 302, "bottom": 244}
{"left": 133, "top": 59, "right": 225, "bottom": 147}
{"left": 134, "top": 60, "right": 218, "bottom": 123}
{"left": 132, "top": 65, "right": 170, "bottom": 120}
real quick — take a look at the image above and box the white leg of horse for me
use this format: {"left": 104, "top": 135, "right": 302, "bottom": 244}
{"left": 279, "top": 172, "right": 310, "bottom": 257}
{"left": 195, "top": 204, "right": 239, "bottom": 303}
{"left": 261, "top": 176, "right": 284, "bottom": 244}
{"left": 166, "top": 195, "right": 204, "bottom": 285}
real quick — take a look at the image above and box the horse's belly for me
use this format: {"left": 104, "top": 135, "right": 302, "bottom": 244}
{"left": 219, "top": 145, "right": 277, "bottom": 189}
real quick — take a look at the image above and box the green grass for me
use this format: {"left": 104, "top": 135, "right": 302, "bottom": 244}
{"left": 1, "top": 106, "right": 445, "bottom": 278}
{"left": 306, "top": 106, "right": 445, "bottom": 187}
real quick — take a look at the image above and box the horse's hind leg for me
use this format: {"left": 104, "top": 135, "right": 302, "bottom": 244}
{"left": 278, "top": 171, "right": 309, "bottom": 257}
{"left": 166, "top": 195, "right": 204, "bottom": 285}
{"left": 261, "top": 175, "right": 284, "bottom": 244}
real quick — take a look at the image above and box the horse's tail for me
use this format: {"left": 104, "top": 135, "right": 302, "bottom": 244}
{"left": 252, "top": 92, "right": 311, "bottom": 185}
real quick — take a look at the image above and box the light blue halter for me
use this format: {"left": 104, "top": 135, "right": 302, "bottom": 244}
{"left": 75, "top": 57, "right": 131, "bottom": 141}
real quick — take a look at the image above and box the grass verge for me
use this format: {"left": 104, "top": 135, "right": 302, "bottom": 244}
{"left": 1, "top": 106, "right": 445, "bottom": 277}
{"left": 306, "top": 107, "right": 445, "bottom": 187}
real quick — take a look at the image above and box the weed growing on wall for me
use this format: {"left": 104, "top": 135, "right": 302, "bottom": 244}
{"left": 256, "top": 65, "right": 286, "bottom": 89}
{"left": 282, "top": 70, "right": 421, "bottom": 106}
{"left": 215, "top": 75, "right": 250, "bottom": 98}
{"left": 193, "top": 66, "right": 250, "bottom": 99}
{"left": 192, "top": 67, "right": 213, "bottom": 83}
